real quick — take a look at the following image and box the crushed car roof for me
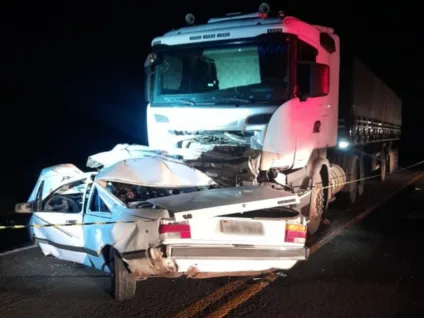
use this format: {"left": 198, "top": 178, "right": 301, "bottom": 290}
{"left": 28, "top": 164, "right": 85, "bottom": 202}
{"left": 87, "top": 144, "right": 174, "bottom": 169}
{"left": 95, "top": 156, "right": 216, "bottom": 188}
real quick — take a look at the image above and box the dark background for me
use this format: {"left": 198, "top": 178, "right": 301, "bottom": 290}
{"left": 2, "top": 1, "right": 423, "bottom": 213}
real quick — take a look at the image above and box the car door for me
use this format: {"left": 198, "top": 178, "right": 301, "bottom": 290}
{"left": 31, "top": 174, "right": 92, "bottom": 266}
{"left": 82, "top": 183, "right": 118, "bottom": 272}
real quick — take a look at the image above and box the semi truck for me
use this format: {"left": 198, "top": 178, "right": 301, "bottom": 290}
{"left": 144, "top": 3, "right": 402, "bottom": 235}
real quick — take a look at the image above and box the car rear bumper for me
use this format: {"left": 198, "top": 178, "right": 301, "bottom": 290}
{"left": 123, "top": 245, "right": 308, "bottom": 280}
{"left": 169, "top": 246, "right": 309, "bottom": 260}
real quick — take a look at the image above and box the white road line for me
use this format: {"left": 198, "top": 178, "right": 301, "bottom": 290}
{"left": 0, "top": 244, "right": 36, "bottom": 257}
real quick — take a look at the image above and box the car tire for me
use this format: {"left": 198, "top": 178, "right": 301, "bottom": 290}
{"left": 110, "top": 249, "right": 137, "bottom": 300}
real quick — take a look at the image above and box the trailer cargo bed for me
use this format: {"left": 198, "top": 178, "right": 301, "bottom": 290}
{"left": 338, "top": 55, "right": 402, "bottom": 144}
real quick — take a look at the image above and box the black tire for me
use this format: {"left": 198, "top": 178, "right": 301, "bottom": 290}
{"left": 338, "top": 155, "right": 359, "bottom": 205}
{"left": 394, "top": 148, "right": 399, "bottom": 171}
{"left": 388, "top": 149, "right": 398, "bottom": 174}
{"left": 110, "top": 249, "right": 136, "bottom": 301}
{"left": 307, "top": 174, "right": 325, "bottom": 235}
{"left": 380, "top": 148, "right": 387, "bottom": 181}
{"left": 357, "top": 156, "right": 365, "bottom": 197}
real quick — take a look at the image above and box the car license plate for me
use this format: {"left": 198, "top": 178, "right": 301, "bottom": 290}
{"left": 220, "top": 220, "right": 264, "bottom": 235}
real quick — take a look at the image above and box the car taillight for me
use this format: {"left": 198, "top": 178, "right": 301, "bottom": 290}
{"left": 159, "top": 223, "right": 191, "bottom": 239}
{"left": 285, "top": 223, "right": 306, "bottom": 243}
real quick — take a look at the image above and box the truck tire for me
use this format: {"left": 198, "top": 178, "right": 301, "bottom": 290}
{"left": 110, "top": 249, "right": 136, "bottom": 300}
{"left": 393, "top": 149, "right": 399, "bottom": 171}
{"left": 380, "top": 152, "right": 387, "bottom": 181}
{"left": 307, "top": 173, "right": 325, "bottom": 235}
{"left": 357, "top": 156, "right": 365, "bottom": 197}
{"left": 389, "top": 148, "right": 398, "bottom": 174}
{"left": 338, "top": 155, "right": 359, "bottom": 205}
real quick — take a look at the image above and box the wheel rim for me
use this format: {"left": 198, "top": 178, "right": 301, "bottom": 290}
{"left": 308, "top": 185, "right": 324, "bottom": 234}
{"left": 315, "top": 189, "right": 324, "bottom": 218}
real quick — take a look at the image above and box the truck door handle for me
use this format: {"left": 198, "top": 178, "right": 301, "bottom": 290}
{"left": 313, "top": 121, "right": 321, "bottom": 133}
{"left": 66, "top": 220, "right": 77, "bottom": 225}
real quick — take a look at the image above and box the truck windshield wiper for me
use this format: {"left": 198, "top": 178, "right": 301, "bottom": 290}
{"left": 174, "top": 98, "right": 196, "bottom": 105}
{"left": 215, "top": 96, "right": 255, "bottom": 105}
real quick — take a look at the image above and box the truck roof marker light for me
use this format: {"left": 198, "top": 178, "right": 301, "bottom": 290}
{"left": 185, "top": 13, "right": 195, "bottom": 26}
{"left": 259, "top": 3, "right": 270, "bottom": 18}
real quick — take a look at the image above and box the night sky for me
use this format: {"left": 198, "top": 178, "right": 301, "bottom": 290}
{"left": 2, "top": 1, "right": 424, "bottom": 209}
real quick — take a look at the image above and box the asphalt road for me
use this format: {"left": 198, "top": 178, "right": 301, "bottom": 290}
{"left": 0, "top": 169, "right": 423, "bottom": 318}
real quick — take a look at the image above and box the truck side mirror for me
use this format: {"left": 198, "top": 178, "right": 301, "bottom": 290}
{"left": 297, "top": 62, "right": 330, "bottom": 101}
{"left": 15, "top": 202, "right": 34, "bottom": 214}
{"left": 144, "top": 53, "right": 159, "bottom": 103}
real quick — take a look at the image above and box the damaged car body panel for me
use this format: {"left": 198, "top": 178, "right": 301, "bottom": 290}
{"left": 87, "top": 143, "right": 175, "bottom": 169}
{"left": 28, "top": 164, "right": 85, "bottom": 202}
{"left": 146, "top": 185, "right": 300, "bottom": 222}
{"left": 28, "top": 173, "right": 94, "bottom": 265}
{"left": 95, "top": 156, "right": 217, "bottom": 188}
{"left": 146, "top": 105, "right": 274, "bottom": 187}
{"left": 19, "top": 148, "right": 308, "bottom": 288}
{"left": 126, "top": 185, "right": 307, "bottom": 279}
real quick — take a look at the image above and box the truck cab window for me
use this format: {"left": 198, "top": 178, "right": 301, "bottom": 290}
{"left": 150, "top": 38, "right": 290, "bottom": 104}
{"left": 161, "top": 56, "right": 183, "bottom": 92}
{"left": 89, "top": 187, "right": 111, "bottom": 213}
{"left": 320, "top": 33, "right": 336, "bottom": 54}
{"left": 298, "top": 40, "right": 317, "bottom": 62}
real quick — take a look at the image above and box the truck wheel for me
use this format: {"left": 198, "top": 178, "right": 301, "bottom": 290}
{"left": 380, "top": 151, "right": 387, "bottom": 181}
{"left": 307, "top": 174, "right": 325, "bottom": 235}
{"left": 388, "top": 149, "right": 398, "bottom": 174}
{"left": 110, "top": 249, "right": 136, "bottom": 300}
{"left": 338, "top": 155, "right": 359, "bottom": 205}
{"left": 357, "top": 156, "right": 365, "bottom": 197}
{"left": 394, "top": 148, "right": 399, "bottom": 171}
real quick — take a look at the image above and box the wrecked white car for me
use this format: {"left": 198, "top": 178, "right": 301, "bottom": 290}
{"left": 15, "top": 146, "right": 309, "bottom": 300}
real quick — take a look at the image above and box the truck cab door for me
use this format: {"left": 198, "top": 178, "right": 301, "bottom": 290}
{"left": 31, "top": 175, "right": 92, "bottom": 266}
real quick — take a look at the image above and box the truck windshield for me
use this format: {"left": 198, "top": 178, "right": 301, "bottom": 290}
{"left": 149, "top": 40, "right": 289, "bottom": 105}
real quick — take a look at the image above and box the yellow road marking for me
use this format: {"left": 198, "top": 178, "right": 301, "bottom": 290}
{"left": 204, "top": 274, "right": 279, "bottom": 318}
{"left": 310, "top": 172, "right": 424, "bottom": 253}
{"left": 174, "top": 279, "right": 246, "bottom": 318}
{"left": 181, "top": 172, "right": 424, "bottom": 318}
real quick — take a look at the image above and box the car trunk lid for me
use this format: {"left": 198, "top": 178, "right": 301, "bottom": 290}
{"left": 151, "top": 185, "right": 306, "bottom": 247}
{"left": 146, "top": 185, "right": 300, "bottom": 222}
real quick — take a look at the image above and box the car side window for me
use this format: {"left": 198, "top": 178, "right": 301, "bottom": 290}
{"left": 41, "top": 179, "right": 87, "bottom": 213}
{"left": 89, "top": 187, "right": 111, "bottom": 213}
{"left": 33, "top": 180, "right": 45, "bottom": 212}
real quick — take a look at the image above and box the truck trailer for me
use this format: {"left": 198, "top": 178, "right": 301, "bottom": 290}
{"left": 144, "top": 3, "right": 402, "bottom": 235}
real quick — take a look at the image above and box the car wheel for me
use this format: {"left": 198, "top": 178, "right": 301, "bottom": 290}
{"left": 110, "top": 249, "right": 136, "bottom": 300}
